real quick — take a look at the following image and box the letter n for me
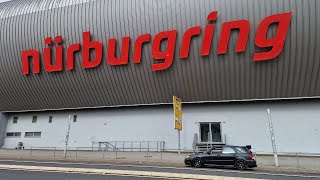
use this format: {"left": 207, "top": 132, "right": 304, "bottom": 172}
{"left": 217, "top": 20, "right": 250, "bottom": 54}
{"left": 21, "top": 50, "right": 40, "bottom": 75}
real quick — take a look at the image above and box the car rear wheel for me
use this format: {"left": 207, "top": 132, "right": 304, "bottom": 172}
{"left": 235, "top": 160, "right": 247, "bottom": 170}
{"left": 192, "top": 158, "right": 204, "bottom": 168}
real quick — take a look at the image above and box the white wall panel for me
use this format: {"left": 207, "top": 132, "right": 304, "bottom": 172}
{"left": 4, "top": 100, "right": 320, "bottom": 153}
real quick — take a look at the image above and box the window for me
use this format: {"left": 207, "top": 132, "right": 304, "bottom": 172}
{"left": 49, "top": 116, "right": 53, "bottom": 123}
{"left": 73, "top": 115, "right": 77, "bottom": 122}
{"left": 34, "top": 132, "right": 41, "bottom": 137}
{"left": 235, "top": 147, "right": 250, "bottom": 154}
{"left": 222, "top": 147, "right": 236, "bottom": 154}
{"left": 200, "top": 123, "right": 210, "bottom": 142}
{"left": 6, "top": 132, "right": 21, "bottom": 137}
{"left": 25, "top": 132, "right": 33, "bottom": 137}
{"left": 200, "top": 122, "right": 222, "bottom": 142}
{"left": 210, "top": 147, "right": 222, "bottom": 154}
{"left": 25, "top": 132, "right": 41, "bottom": 138}
{"left": 32, "top": 116, "right": 37, "bottom": 123}
{"left": 13, "top": 117, "right": 18, "bottom": 124}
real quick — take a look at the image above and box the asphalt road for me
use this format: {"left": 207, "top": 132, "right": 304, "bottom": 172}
{"left": 0, "top": 160, "right": 319, "bottom": 180}
{"left": 0, "top": 169, "right": 165, "bottom": 180}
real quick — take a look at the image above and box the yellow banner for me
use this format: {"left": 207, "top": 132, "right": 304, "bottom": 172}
{"left": 173, "top": 96, "right": 182, "bottom": 130}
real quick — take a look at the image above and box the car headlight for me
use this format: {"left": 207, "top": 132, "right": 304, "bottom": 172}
{"left": 185, "top": 156, "right": 190, "bottom": 159}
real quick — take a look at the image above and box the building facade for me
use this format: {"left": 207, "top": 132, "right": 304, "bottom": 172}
{"left": 3, "top": 100, "right": 320, "bottom": 153}
{"left": 0, "top": 0, "right": 320, "bottom": 153}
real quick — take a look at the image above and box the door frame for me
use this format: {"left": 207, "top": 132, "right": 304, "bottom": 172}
{"left": 198, "top": 122, "right": 222, "bottom": 143}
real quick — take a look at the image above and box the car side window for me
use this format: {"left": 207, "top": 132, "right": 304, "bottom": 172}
{"left": 210, "top": 149, "right": 222, "bottom": 154}
{"left": 222, "top": 147, "right": 236, "bottom": 154}
{"left": 235, "top": 147, "right": 249, "bottom": 153}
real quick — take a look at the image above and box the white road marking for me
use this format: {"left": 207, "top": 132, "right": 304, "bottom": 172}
{"left": 0, "top": 164, "right": 262, "bottom": 180}
{"left": 0, "top": 168, "right": 185, "bottom": 179}
{"left": 0, "top": 159, "right": 318, "bottom": 178}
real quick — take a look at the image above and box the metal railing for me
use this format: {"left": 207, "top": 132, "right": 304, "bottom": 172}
{"left": 1, "top": 146, "right": 320, "bottom": 171}
{"left": 92, "top": 141, "right": 165, "bottom": 152}
{"left": 253, "top": 152, "right": 320, "bottom": 168}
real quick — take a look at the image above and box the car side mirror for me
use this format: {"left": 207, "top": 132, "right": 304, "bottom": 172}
{"left": 207, "top": 151, "right": 211, "bottom": 155}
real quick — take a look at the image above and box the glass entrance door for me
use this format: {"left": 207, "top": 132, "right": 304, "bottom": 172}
{"left": 200, "top": 123, "right": 222, "bottom": 143}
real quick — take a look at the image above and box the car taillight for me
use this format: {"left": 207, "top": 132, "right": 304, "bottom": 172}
{"left": 249, "top": 154, "right": 254, "bottom": 159}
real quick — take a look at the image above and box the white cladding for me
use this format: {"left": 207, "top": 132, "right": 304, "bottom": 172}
{"left": 3, "top": 100, "right": 320, "bottom": 153}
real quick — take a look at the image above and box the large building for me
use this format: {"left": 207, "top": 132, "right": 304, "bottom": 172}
{"left": 0, "top": 0, "right": 319, "bottom": 153}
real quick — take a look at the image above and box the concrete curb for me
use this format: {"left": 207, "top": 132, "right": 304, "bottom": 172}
{"left": 0, "top": 164, "right": 265, "bottom": 180}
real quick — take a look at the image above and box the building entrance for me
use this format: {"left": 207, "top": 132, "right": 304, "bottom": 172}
{"left": 200, "top": 122, "right": 222, "bottom": 143}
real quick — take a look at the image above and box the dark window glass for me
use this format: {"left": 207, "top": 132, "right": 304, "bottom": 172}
{"left": 210, "top": 148, "right": 222, "bottom": 154}
{"left": 49, "top": 116, "right": 53, "bottom": 123}
{"left": 7, "top": 132, "right": 21, "bottom": 137}
{"left": 34, "top": 132, "right": 41, "bottom": 137}
{"left": 211, "top": 123, "right": 222, "bottom": 142}
{"left": 25, "top": 132, "right": 41, "bottom": 137}
{"left": 200, "top": 123, "right": 210, "bottom": 142}
{"left": 13, "top": 117, "right": 18, "bottom": 124}
{"left": 25, "top": 132, "right": 33, "bottom": 137}
{"left": 6, "top": 132, "right": 14, "bottom": 137}
{"left": 32, "top": 116, "right": 37, "bottom": 123}
{"left": 73, "top": 115, "right": 77, "bottom": 122}
{"left": 200, "top": 123, "right": 222, "bottom": 142}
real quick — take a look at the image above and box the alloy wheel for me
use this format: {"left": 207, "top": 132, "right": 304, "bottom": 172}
{"left": 193, "top": 158, "right": 203, "bottom": 168}
{"left": 235, "top": 160, "right": 246, "bottom": 170}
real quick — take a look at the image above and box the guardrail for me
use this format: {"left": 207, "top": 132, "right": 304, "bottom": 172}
{"left": 1, "top": 146, "right": 320, "bottom": 168}
{"left": 92, "top": 141, "right": 165, "bottom": 152}
{"left": 1, "top": 146, "right": 320, "bottom": 171}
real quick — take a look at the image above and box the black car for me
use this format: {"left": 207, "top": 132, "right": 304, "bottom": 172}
{"left": 185, "top": 145, "right": 257, "bottom": 170}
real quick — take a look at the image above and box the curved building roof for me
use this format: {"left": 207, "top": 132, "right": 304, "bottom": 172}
{"left": 0, "top": 0, "right": 319, "bottom": 112}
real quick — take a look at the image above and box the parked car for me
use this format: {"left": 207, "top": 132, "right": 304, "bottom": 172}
{"left": 184, "top": 145, "right": 257, "bottom": 170}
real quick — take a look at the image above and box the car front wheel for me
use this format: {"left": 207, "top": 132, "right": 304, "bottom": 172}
{"left": 235, "top": 160, "right": 247, "bottom": 170}
{"left": 192, "top": 158, "right": 204, "bottom": 168}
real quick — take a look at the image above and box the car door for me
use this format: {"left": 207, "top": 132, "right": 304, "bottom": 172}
{"left": 204, "top": 149, "right": 222, "bottom": 164}
{"left": 215, "top": 146, "right": 237, "bottom": 165}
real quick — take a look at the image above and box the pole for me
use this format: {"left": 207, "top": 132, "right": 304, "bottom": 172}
{"left": 64, "top": 115, "right": 72, "bottom": 158}
{"left": 173, "top": 96, "right": 182, "bottom": 154}
{"left": 267, "top": 109, "right": 279, "bottom": 167}
{"left": 296, "top": 153, "right": 300, "bottom": 167}
{"left": 178, "top": 130, "right": 181, "bottom": 154}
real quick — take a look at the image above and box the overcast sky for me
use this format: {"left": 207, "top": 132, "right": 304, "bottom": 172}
{"left": 0, "top": 0, "right": 11, "bottom": 3}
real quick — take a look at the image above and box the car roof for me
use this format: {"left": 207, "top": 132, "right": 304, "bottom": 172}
{"left": 209, "top": 145, "right": 245, "bottom": 150}
{"left": 223, "top": 145, "right": 246, "bottom": 148}
{"left": 209, "top": 145, "right": 247, "bottom": 150}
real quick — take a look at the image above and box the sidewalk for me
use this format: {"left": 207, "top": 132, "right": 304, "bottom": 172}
{"left": 0, "top": 149, "right": 319, "bottom": 175}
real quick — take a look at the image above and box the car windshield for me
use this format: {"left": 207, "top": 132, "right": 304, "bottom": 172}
{"left": 235, "top": 147, "right": 250, "bottom": 153}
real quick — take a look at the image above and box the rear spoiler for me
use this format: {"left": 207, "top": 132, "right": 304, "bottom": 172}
{"left": 245, "top": 145, "right": 252, "bottom": 150}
